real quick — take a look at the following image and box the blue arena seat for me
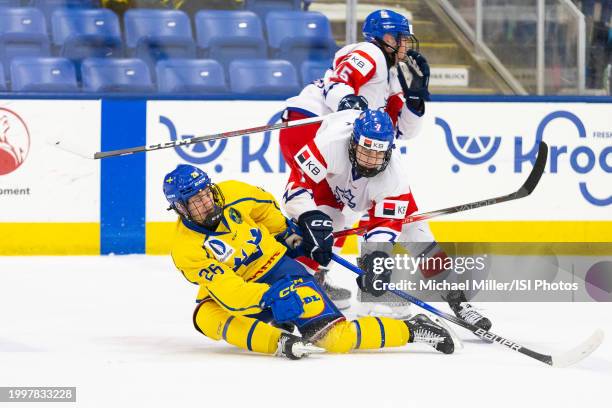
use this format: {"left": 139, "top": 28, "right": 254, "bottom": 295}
{"left": 245, "top": 0, "right": 301, "bottom": 20}
{"left": 10, "top": 57, "right": 78, "bottom": 92}
{"left": 300, "top": 59, "right": 328, "bottom": 86}
{"left": 0, "top": 1, "right": 21, "bottom": 7}
{"left": 265, "top": 11, "right": 336, "bottom": 67}
{"left": 0, "top": 64, "right": 6, "bottom": 91}
{"left": 51, "top": 9, "right": 122, "bottom": 62}
{"left": 229, "top": 59, "right": 300, "bottom": 96}
{"left": 195, "top": 10, "right": 267, "bottom": 71}
{"left": 31, "top": 0, "right": 100, "bottom": 21}
{"left": 81, "top": 57, "right": 154, "bottom": 92}
{"left": 156, "top": 59, "right": 228, "bottom": 93}
{"left": 0, "top": 8, "right": 50, "bottom": 73}
{"left": 124, "top": 9, "right": 196, "bottom": 71}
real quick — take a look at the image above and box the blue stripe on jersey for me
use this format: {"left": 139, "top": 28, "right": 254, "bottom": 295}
{"left": 224, "top": 197, "right": 275, "bottom": 208}
{"left": 354, "top": 320, "right": 362, "bottom": 349}
{"left": 208, "top": 289, "right": 261, "bottom": 313}
{"left": 364, "top": 230, "right": 398, "bottom": 242}
{"left": 375, "top": 317, "right": 386, "bottom": 348}
{"left": 283, "top": 188, "right": 310, "bottom": 202}
{"left": 246, "top": 320, "right": 260, "bottom": 351}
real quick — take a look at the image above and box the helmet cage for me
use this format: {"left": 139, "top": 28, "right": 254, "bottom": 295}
{"left": 171, "top": 183, "right": 225, "bottom": 229}
{"left": 375, "top": 32, "right": 419, "bottom": 58}
{"left": 348, "top": 134, "right": 393, "bottom": 178}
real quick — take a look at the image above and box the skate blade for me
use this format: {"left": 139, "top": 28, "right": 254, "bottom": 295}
{"left": 431, "top": 315, "right": 464, "bottom": 350}
{"left": 294, "top": 343, "right": 326, "bottom": 358}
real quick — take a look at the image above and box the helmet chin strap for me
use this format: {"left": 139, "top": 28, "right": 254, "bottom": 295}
{"left": 374, "top": 34, "right": 420, "bottom": 68}
{"left": 374, "top": 37, "right": 399, "bottom": 68}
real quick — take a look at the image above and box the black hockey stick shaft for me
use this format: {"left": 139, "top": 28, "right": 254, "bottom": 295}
{"left": 92, "top": 113, "right": 332, "bottom": 160}
{"left": 334, "top": 141, "right": 548, "bottom": 238}
{"left": 332, "top": 253, "right": 554, "bottom": 365}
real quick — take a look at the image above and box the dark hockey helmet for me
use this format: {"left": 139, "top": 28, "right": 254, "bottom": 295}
{"left": 348, "top": 109, "right": 395, "bottom": 178}
{"left": 163, "top": 164, "right": 225, "bottom": 229}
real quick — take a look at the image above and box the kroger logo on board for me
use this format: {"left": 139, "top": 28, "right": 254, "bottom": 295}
{"left": 435, "top": 117, "right": 502, "bottom": 173}
{"left": 0, "top": 108, "right": 30, "bottom": 176}
{"left": 436, "top": 110, "right": 611, "bottom": 207}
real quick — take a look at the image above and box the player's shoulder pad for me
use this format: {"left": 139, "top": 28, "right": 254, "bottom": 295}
{"left": 352, "top": 42, "right": 385, "bottom": 65}
{"left": 217, "top": 180, "right": 253, "bottom": 203}
{"left": 294, "top": 143, "right": 328, "bottom": 184}
{"left": 173, "top": 221, "right": 214, "bottom": 260}
{"left": 340, "top": 42, "right": 381, "bottom": 76}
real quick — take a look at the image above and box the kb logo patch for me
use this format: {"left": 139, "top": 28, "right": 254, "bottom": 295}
{"left": 295, "top": 146, "right": 327, "bottom": 183}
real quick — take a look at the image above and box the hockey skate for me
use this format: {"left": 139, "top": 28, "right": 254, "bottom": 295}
{"left": 405, "top": 314, "right": 455, "bottom": 354}
{"left": 276, "top": 333, "right": 325, "bottom": 360}
{"left": 316, "top": 267, "right": 351, "bottom": 310}
{"left": 444, "top": 290, "right": 492, "bottom": 331}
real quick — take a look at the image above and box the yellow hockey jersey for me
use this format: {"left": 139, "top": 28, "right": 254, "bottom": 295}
{"left": 171, "top": 180, "right": 290, "bottom": 315}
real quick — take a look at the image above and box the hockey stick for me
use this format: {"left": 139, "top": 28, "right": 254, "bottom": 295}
{"left": 51, "top": 111, "right": 341, "bottom": 160}
{"left": 333, "top": 141, "right": 549, "bottom": 239}
{"left": 332, "top": 253, "right": 604, "bottom": 367}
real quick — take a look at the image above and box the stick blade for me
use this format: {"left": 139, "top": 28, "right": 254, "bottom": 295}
{"left": 518, "top": 141, "right": 548, "bottom": 196}
{"left": 551, "top": 329, "right": 604, "bottom": 368}
{"left": 48, "top": 137, "right": 96, "bottom": 160}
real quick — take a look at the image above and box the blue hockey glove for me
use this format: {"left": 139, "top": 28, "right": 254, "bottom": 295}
{"left": 260, "top": 277, "right": 304, "bottom": 323}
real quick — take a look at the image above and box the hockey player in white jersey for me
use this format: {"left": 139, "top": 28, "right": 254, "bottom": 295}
{"left": 283, "top": 109, "right": 493, "bottom": 330}
{"left": 279, "top": 9, "right": 431, "bottom": 306}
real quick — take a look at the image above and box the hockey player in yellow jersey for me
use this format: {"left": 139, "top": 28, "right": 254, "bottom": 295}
{"left": 164, "top": 164, "right": 455, "bottom": 359}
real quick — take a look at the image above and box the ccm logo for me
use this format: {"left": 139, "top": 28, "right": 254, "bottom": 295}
{"left": 311, "top": 220, "right": 332, "bottom": 227}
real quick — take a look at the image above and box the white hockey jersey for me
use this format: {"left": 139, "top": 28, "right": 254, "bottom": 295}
{"left": 285, "top": 42, "right": 424, "bottom": 139}
{"left": 283, "top": 110, "right": 419, "bottom": 242}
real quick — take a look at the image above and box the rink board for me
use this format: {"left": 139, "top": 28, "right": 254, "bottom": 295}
{"left": 0, "top": 97, "right": 610, "bottom": 254}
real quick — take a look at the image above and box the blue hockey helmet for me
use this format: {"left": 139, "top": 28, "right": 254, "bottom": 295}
{"left": 363, "top": 10, "right": 418, "bottom": 58}
{"left": 349, "top": 109, "right": 395, "bottom": 178}
{"left": 163, "top": 164, "right": 224, "bottom": 228}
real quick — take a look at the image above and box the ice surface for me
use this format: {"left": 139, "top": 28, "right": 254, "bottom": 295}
{"left": 0, "top": 256, "right": 610, "bottom": 408}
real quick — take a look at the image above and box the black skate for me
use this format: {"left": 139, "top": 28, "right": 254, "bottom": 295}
{"left": 444, "top": 290, "right": 492, "bottom": 331}
{"left": 405, "top": 314, "right": 455, "bottom": 354}
{"left": 276, "top": 333, "right": 325, "bottom": 360}
{"left": 271, "top": 321, "right": 296, "bottom": 333}
{"left": 316, "top": 267, "right": 351, "bottom": 310}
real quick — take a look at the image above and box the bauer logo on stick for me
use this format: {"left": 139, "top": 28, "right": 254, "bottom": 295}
{"left": 0, "top": 108, "right": 30, "bottom": 176}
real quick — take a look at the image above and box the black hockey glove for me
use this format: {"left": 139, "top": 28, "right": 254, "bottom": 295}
{"left": 356, "top": 251, "right": 393, "bottom": 297}
{"left": 297, "top": 210, "right": 334, "bottom": 266}
{"left": 397, "top": 49, "right": 431, "bottom": 103}
{"left": 337, "top": 94, "right": 368, "bottom": 111}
